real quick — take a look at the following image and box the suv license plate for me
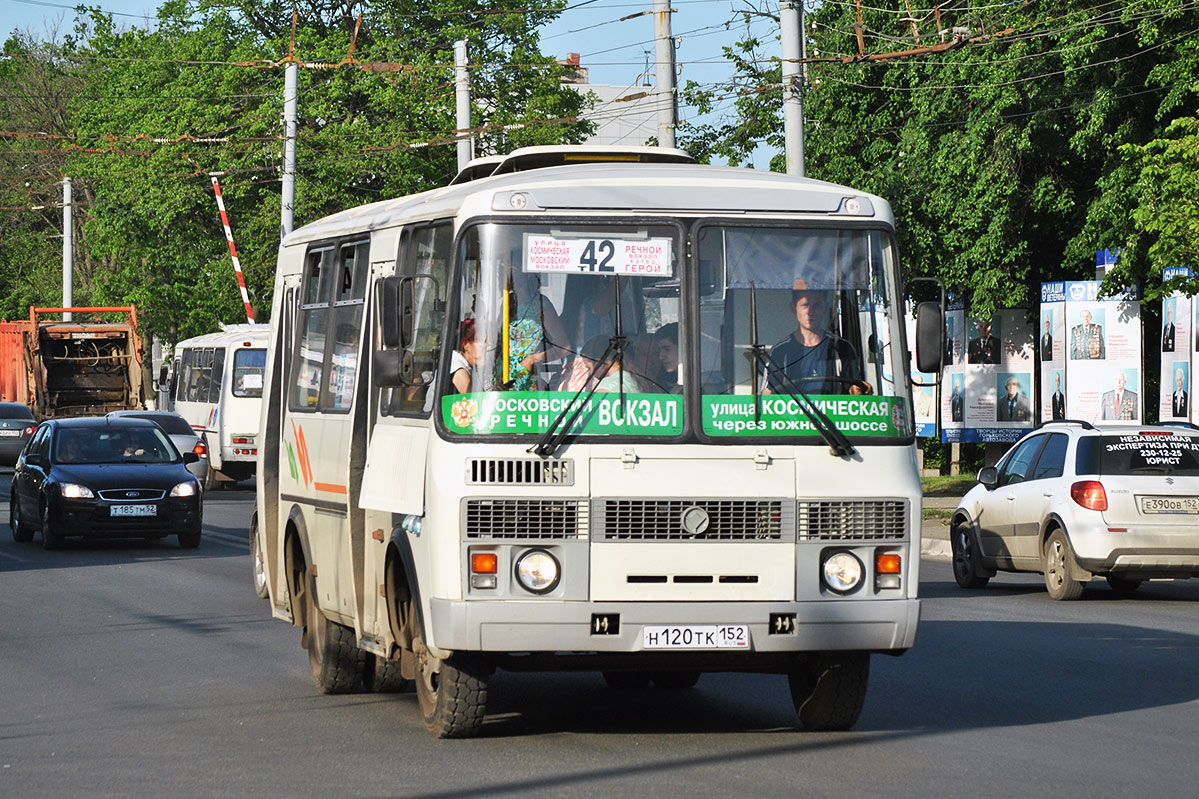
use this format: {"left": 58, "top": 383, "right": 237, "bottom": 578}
{"left": 111, "top": 504, "right": 157, "bottom": 517}
{"left": 643, "top": 625, "right": 749, "bottom": 649}
{"left": 1139, "top": 496, "right": 1199, "bottom": 514}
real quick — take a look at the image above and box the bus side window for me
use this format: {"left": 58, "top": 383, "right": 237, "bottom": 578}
{"left": 326, "top": 241, "right": 369, "bottom": 411}
{"left": 209, "top": 347, "right": 226, "bottom": 404}
{"left": 290, "top": 247, "right": 335, "bottom": 410}
{"left": 386, "top": 223, "right": 451, "bottom": 416}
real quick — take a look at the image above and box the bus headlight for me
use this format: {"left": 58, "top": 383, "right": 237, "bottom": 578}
{"left": 822, "top": 552, "right": 863, "bottom": 594}
{"left": 514, "top": 549, "right": 560, "bottom": 594}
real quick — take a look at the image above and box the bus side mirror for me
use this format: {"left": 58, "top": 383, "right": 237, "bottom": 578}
{"left": 380, "top": 276, "right": 403, "bottom": 349}
{"left": 914, "top": 301, "right": 945, "bottom": 374}
{"left": 373, "top": 348, "right": 415, "bottom": 387}
{"left": 158, "top": 365, "right": 169, "bottom": 386}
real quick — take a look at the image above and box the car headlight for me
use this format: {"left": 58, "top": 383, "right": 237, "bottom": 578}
{"left": 822, "top": 552, "right": 864, "bottom": 594}
{"left": 60, "top": 483, "right": 94, "bottom": 499}
{"left": 170, "top": 481, "right": 198, "bottom": 498}
{"left": 514, "top": 549, "right": 560, "bottom": 594}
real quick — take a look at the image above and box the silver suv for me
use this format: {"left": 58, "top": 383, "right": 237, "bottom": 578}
{"left": 951, "top": 421, "right": 1199, "bottom": 600}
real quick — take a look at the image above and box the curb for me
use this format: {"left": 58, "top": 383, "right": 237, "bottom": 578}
{"left": 921, "top": 538, "right": 951, "bottom": 562}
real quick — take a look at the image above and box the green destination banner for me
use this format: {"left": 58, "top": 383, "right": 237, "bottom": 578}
{"left": 444, "top": 392, "right": 683, "bottom": 436}
{"left": 702, "top": 395, "right": 909, "bottom": 437}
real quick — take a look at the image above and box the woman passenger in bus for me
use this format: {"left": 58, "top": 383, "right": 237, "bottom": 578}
{"left": 576, "top": 335, "right": 643, "bottom": 394}
{"left": 450, "top": 319, "right": 481, "bottom": 394}
{"left": 498, "top": 267, "right": 569, "bottom": 391}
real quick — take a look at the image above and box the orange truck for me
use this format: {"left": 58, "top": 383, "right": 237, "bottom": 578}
{"left": 0, "top": 306, "right": 145, "bottom": 420}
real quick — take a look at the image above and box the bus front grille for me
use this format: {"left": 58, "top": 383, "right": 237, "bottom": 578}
{"left": 596, "top": 499, "right": 791, "bottom": 541}
{"left": 464, "top": 499, "right": 585, "bottom": 539}
{"left": 466, "top": 458, "right": 574, "bottom": 486}
{"left": 798, "top": 500, "right": 907, "bottom": 540}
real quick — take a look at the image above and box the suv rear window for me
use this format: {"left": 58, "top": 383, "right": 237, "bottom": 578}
{"left": 125, "top": 413, "right": 195, "bottom": 437}
{"left": 1076, "top": 434, "right": 1199, "bottom": 476}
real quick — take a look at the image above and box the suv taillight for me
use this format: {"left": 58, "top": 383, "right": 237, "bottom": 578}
{"left": 193, "top": 441, "right": 208, "bottom": 459}
{"left": 1070, "top": 480, "right": 1108, "bottom": 511}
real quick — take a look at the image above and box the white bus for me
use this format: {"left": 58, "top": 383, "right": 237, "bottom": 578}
{"left": 255, "top": 145, "right": 943, "bottom": 738}
{"left": 168, "top": 324, "right": 270, "bottom": 489}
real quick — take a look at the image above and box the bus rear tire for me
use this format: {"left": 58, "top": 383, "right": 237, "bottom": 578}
{"left": 250, "top": 522, "right": 269, "bottom": 599}
{"left": 787, "top": 652, "right": 870, "bottom": 731}
{"left": 415, "top": 636, "right": 488, "bottom": 738}
{"left": 363, "top": 653, "right": 412, "bottom": 693}
{"left": 305, "top": 579, "right": 365, "bottom": 694}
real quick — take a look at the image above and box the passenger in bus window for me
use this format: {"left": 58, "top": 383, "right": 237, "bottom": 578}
{"left": 578, "top": 335, "right": 643, "bottom": 394}
{"left": 652, "top": 323, "right": 681, "bottom": 393}
{"left": 764, "top": 280, "right": 866, "bottom": 395}
{"left": 498, "top": 267, "right": 568, "bottom": 391}
{"left": 451, "top": 319, "right": 481, "bottom": 394}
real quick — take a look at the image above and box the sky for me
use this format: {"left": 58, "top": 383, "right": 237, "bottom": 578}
{"left": 2, "top": 0, "right": 779, "bottom": 161}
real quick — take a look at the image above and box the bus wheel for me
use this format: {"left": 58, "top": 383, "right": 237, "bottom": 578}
{"left": 250, "top": 525, "right": 269, "bottom": 599}
{"left": 787, "top": 652, "right": 870, "bottom": 731}
{"left": 414, "top": 632, "right": 488, "bottom": 738}
{"left": 305, "top": 579, "right": 365, "bottom": 694}
{"left": 363, "top": 653, "right": 412, "bottom": 693}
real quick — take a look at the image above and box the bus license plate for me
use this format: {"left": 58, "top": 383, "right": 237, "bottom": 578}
{"left": 642, "top": 625, "right": 749, "bottom": 649}
{"left": 1140, "top": 496, "right": 1199, "bottom": 514}
{"left": 111, "top": 504, "right": 157, "bottom": 517}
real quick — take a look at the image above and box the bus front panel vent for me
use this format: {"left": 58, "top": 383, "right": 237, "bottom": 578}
{"left": 466, "top": 458, "right": 574, "bottom": 486}
{"left": 797, "top": 499, "right": 907, "bottom": 541}
{"left": 463, "top": 499, "right": 586, "bottom": 540}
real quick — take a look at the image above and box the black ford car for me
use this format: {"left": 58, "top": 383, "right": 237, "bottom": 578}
{"left": 9, "top": 417, "right": 203, "bottom": 550}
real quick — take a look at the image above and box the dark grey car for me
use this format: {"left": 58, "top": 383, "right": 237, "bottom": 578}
{"left": 0, "top": 402, "right": 36, "bottom": 466}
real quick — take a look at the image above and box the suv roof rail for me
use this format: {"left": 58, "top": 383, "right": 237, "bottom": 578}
{"left": 1158, "top": 421, "right": 1199, "bottom": 431}
{"left": 1036, "top": 418, "right": 1095, "bottom": 431}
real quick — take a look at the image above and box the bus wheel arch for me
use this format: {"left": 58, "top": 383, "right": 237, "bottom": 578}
{"left": 283, "top": 509, "right": 311, "bottom": 631}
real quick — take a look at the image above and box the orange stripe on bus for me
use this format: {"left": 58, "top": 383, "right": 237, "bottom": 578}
{"left": 313, "top": 482, "right": 347, "bottom": 495}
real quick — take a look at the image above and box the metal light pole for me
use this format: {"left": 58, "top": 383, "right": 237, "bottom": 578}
{"left": 780, "top": 0, "right": 806, "bottom": 176}
{"left": 281, "top": 62, "right": 298, "bottom": 239}
{"left": 653, "top": 0, "right": 676, "bottom": 148}
{"left": 455, "top": 40, "right": 473, "bottom": 170}
{"left": 63, "top": 176, "right": 73, "bottom": 320}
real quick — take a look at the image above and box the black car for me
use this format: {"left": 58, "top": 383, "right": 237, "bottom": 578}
{"left": 9, "top": 417, "right": 203, "bottom": 550}
{"left": 0, "top": 402, "right": 36, "bottom": 466}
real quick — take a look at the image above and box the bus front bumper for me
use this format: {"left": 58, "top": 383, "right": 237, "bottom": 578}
{"left": 428, "top": 598, "right": 920, "bottom": 656}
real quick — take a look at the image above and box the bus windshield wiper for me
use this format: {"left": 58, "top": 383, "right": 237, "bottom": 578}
{"left": 529, "top": 333, "right": 626, "bottom": 457}
{"left": 744, "top": 282, "right": 855, "bottom": 458}
{"left": 530, "top": 278, "right": 627, "bottom": 457}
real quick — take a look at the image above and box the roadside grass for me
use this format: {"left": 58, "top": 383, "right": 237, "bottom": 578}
{"left": 921, "top": 473, "right": 978, "bottom": 497}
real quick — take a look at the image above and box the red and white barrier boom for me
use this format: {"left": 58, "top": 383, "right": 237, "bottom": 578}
{"left": 210, "top": 176, "right": 256, "bottom": 324}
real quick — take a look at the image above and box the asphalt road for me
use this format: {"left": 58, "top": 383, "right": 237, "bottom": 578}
{"left": 3, "top": 473, "right": 1199, "bottom": 798}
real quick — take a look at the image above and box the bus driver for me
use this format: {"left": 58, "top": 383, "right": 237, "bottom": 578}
{"left": 764, "top": 280, "right": 867, "bottom": 395}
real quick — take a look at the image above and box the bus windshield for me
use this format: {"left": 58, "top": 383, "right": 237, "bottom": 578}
{"left": 443, "top": 222, "right": 683, "bottom": 437}
{"left": 696, "top": 225, "right": 908, "bottom": 440}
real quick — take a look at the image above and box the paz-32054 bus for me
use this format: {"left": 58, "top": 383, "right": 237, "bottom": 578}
{"left": 255, "top": 145, "right": 942, "bottom": 738}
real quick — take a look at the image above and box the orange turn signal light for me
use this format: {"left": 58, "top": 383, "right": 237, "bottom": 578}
{"left": 876, "top": 553, "right": 901, "bottom": 574}
{"left": 471, "top": 553, "right": 498, "bottom": 574}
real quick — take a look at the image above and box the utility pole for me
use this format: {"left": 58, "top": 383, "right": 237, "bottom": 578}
{"left": 653, "top": 0, "right": 676, "bottom": 148}
{"left": 62, "top": 177, "right": 73, "bottom": 320}
{"left": 455, "top": 40, "right": 473, "bottom": 170}
{"left": 780, "top": 0, "right": 806, "bottom": 176}
{"left": 281, "top": 62, "right": 297, "bottom": 239}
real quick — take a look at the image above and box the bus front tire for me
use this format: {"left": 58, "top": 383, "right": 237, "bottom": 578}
{"left": 305, "top": 579, "right": 366, "bottom": 694}
{"left": 250, "top": 525, "right": 269, "bottom": 599}
{"left": 787, "top": 652, "right": 870, "bottom": 731}
{"left": 415, "top": 636, "right": 488, "bottom": 738}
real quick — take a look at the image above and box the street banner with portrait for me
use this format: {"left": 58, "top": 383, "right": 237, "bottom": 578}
{"left": 938, "top": 304, "right": 966, "bottom": 440}
{"left": 1042, "top": 279, "right": 1142, "bottom": 425}
{"left": 943, "top": 305, "right": 1034, "bottom": 443}
{"left": 1160, "top": 268, "right": 1192, "bottom": 423}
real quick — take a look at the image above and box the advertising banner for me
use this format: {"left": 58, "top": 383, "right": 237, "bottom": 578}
{"left": 1160, "top": 267, "right": 1192, "bottom": 423}
{"left": 1042, "top": 280, "right": 1142, "bottom": 425}
{"left": 940, "top": 304, "right": 966, "bottom": 441}
{"left": 944, "top": 306, "right": 1035, "bottom": 443}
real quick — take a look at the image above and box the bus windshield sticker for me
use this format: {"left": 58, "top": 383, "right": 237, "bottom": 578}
{"left": 702, "top": 395, "right": 908, "bottom": 438}
{"left": 524, "top": 234, "right": 673, "bottom": 277}
{"left": 444, "top": 392, "right": 682, "bottom": 435}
